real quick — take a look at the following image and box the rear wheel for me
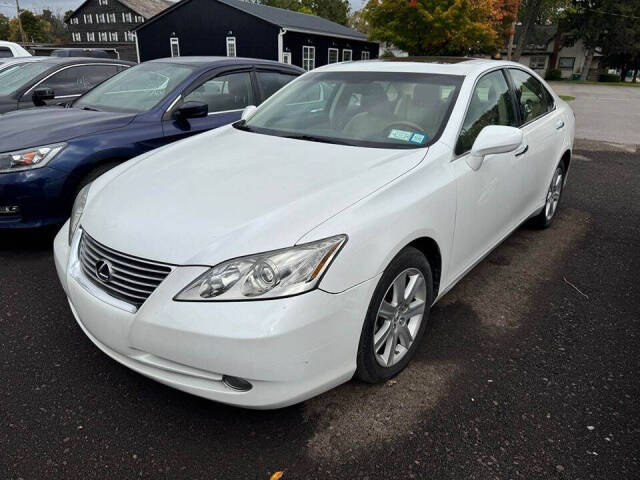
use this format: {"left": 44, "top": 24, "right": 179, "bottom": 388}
{"left": 531, "top": 164, "right": 565, "bottom": 229}
{"left": 356, "top": 247, "right": 433, "bottom": 383}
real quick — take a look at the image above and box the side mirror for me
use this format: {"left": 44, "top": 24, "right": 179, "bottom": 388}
{"left": 173, "top": 101, "right": 208, "bottom": 120}
{"left": 32, "top": 88, "right": 55, "bottom": 106}
{"left": 241, "top": 105, "right": 257, "bottom": 120}
{"left": 466, "top": 125, "right": 523, "bottom": 171}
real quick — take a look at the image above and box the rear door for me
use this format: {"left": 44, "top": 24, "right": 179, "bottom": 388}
{"left": 162, "top": 67, "right": 256, "bottom": 142}
{"left": 506, "top": 68, "right": 565, "bottom": 215}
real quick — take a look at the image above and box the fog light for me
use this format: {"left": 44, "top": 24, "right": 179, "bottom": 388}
{"left": 222, "top": 375, "right": 253, "bottom": 392}
{"left": 0, "top": 205, "right": 20, "bottom": 216}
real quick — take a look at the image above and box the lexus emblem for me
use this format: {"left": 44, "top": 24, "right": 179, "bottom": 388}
{"left": 95, "top": 259, "right": 113, "bottom": 283}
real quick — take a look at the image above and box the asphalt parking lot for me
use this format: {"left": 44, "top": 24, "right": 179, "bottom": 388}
{"left": 2, "top": 120, "right": 640, "bottom": 477}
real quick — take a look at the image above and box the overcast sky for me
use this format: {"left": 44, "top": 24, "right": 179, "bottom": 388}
{"left": 0, "top": 0, "right": 365, "bottom": 16}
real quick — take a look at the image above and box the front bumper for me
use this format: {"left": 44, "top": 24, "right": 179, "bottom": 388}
{"left": 54, "top": 226, "right": 377, "bottom": 409}
{"left": 0, "top": 166, "right": 72, "bottom": 229}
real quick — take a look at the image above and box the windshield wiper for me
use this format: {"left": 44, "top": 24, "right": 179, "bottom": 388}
{"left": 233, "top": 120, "right": 254, "bottom": 132}
{"left": 281, "top": 134, "right": 353, "bottom": 146}
{"left": 80, "top": 106, "right": 101, "bottom": 112}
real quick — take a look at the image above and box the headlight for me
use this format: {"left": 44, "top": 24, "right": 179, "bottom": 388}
{"left": 68, "top": 183, "right": 91, "bottom": 245}
{"left": 175, "top": 235, "right": 347, "bottom": 301}
{"left": 0, "top": 143, "right": 66, "bottom": 173}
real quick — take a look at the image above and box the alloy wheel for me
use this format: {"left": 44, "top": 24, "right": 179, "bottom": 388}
{"left": 373, "top": 268, "right": 427, "bottom": 367}
{"left": 545, "top": 167, "right": 564, "bottom": 221}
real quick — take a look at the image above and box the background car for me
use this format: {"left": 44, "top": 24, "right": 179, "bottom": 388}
{"left": 0, "top": 40, "right": 31, "bottom": 58}
{"left": 51, "top": 48, "right": 111, "bottom": 59}
{"left": 0, "top": 57, "right": 133, "bottom": 114}
{"left": 52, "top": 58, "right": 574, "bottom": 409}
{"left": 0, "top": 57, "right": 303, "bottom": 229}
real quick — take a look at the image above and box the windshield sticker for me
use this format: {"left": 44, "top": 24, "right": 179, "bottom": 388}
{"left": 388, "top": 129, "right": 413, "bottom": 142}
{"left": 410, "top": 133, "right": 427, "bottom": 145}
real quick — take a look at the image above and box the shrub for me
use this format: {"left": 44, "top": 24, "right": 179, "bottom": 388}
{"left": 546, "top": 69, "right": 562, "bottom": 81}
{"left": 599, "top": 73, "right": 621, "bottom": 83}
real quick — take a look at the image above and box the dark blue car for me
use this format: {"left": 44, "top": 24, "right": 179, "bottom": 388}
{"left": 0, "top": 57, "right": 303, "bottom": 229}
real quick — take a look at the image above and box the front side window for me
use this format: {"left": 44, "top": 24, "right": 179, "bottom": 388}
{"left": 328, "top": 48, "right": 339, "bottom": 64}
{"left": 342, "top": 49, "right": 352, "bottom": 62}
{"left": 226, "top": 37, "right": 236, "bottom": 57}
{"left": 302, "top": 46, "right": 315, "bottom": 71}
{"left": 456, "top": 70, "right": 516, "bottom": 155}
{"left": 38, "top": 65, "right": 120, "bottom": 97}
{"left": 0, "top": 63, "right": 51, "bottom": 95}
{"left": 184, "top": 71, "right": 253, "bottom": 113}
{"left": 508, "top": 69, "right": 551, "bottom": 124}
{"left": 256, "top": 71, "right": 298, "bottom": 99}
{"left": 240, "top": 71, "right": 463, "bottom": 149}
{"left": 74, "top": 62, "right": 194, "bottom": 113}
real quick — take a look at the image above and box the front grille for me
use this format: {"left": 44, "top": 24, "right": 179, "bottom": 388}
{"left": 79, "top": 232, "right": 173, "bottom": 308}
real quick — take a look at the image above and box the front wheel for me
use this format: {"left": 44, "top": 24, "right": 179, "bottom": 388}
{"left": 355, "top": 247, "right": 433, "bottom": 383}
{"left": 531, "top": 164, "right": 565, "bottom": 229}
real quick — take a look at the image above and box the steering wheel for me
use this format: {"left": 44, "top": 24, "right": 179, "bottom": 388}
{"left": 383, "top": 121, "right": 424, "bottom": 135}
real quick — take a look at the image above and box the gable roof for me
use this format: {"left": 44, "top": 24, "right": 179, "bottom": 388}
{"left": 66, "top": 0, "right": 173, "bottom": 22}
{"left": 136, "top": 0, "right": 369, "bottom": 42}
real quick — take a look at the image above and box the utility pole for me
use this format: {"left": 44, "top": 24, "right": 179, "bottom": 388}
{"left": 15, "top": 0, "right": 27, "bottom": 44}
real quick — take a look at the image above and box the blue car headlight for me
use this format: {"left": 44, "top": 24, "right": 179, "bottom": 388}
{"left": 0, "top": 143, "right": 66, "bottom": 173}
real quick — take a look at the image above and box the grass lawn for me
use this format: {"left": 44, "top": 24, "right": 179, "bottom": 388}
{"left": 559, "top": 95, "right": 576, "bottom": 101}
{"left": 551, "top": 80, "right": 640, "bottom": 88}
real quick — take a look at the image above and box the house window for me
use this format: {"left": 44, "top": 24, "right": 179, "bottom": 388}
{"left": 98, "top": 32, "right": 108, "bottom": 42}
{"left": 83, "top": 14, "right": 92, "bottom": 24}
{"left": 122, "top": 12, "right": 132, "bottom": 22}
{"left": 303, "top": 46, "right": 315, "bottom": 71}
{"left": 361, "top": 51, "right": 370, "bottom": 60}
{"left": 109, "top": 32, "right": 118, "bottom": 42}
{"left": 96, "top": 13, "right": 105, "bottom": 23}
{"left": 529, "top": 56, "right": 546, "bottom": 70}
{"left": 342, "top": 49, "right": 352, "bottom": 62}
{"left": 125, "top": 31, "right": 135, "bottom": 42}
{"left": 110, "top": 13, "right": 116, "bottom": 23}
{"left": 282, "top": 52, "right": 291, "bottom": 64}
{"left": 170, "top": 37, "right": 180, "bottom": 57}
{"left": 70, "top": 17, "right": 79, "bottom": 25}
{"left": 98, "top": 0, "right": 109, "bottom": 5}
{"left": 328, "top": 48, "right": 339, "bottom": 64}
{"left": 558, "top": 57, "right": 576, "bottom": 69}
{"left": 135, "top": 16, "right": 145, "bottom": 23}
{"left": 72, "top": 32, "right": 81, "bottom": 42}
{"left": 226, "top": 37, "right": 237, "bottom": 57}
{"left": 86, "top": 32, "right": 95, "bottom": 42}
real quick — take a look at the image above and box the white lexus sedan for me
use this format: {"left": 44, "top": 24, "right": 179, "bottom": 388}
{"left": 53, "top": 58, "right": 574, "bottom": 409}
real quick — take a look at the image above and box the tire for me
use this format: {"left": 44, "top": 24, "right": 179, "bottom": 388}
{"left": 355, "top": 246, "right": 434, "bottom": 383}
{"left": 531, "top": 162, "right": 566, "bottom": 229}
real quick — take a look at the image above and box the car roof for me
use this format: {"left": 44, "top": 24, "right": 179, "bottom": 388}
{"left": 313, "top": 57, "right": 518, "bottom": 77}
{"left": 147, "top": 56, "right": 304, "bottom": 71}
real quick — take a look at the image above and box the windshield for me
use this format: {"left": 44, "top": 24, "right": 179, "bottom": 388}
{"left": 74, "top": 62, "right": 195, "bottom": 113}
{"left": 240, "top": 71, "right": 464, "bottom": 148}
{"left": 0, "top": 62, "right": 51, "bottom": 96}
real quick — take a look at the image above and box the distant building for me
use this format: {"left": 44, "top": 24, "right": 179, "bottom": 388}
{"left": 65, "top": 0, "right": 173, "bottom": 62}
{"left": 503, "top": 25, "right": 602, "bottom": 80}
{"left": 134, "top": 0, "right": 378, "bottom": 68}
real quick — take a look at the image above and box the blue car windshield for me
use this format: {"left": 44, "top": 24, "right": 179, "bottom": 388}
{"left": 0, "top": 63, "right": 51, "bottom": 96}
{"left": 74, "top": 62, "right": 196, "bottom": 113}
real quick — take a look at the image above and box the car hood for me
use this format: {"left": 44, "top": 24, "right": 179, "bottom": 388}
{"left": 0, "top": 107, "right": 135, "bottom": 152}
{"left": 82, "top": 126, "right": 427, "bottom": 265}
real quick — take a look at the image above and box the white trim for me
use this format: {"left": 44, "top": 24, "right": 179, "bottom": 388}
{"left": 277, "top": 28, "right": 287, "bottom": 63}
{"left": 342, "top": 49, "right": 352, "bottom": 62}
{"left": 361, "top": 51, "right": 370, "bottom": 60}
{"left": 284, "top": 27, "right": 366, "bottom": 42}
{"left": 282, "top": 52, "right": 291, "bottom": 65}
{"left": 302, "top": 45, "right": 315, "bottom": 71}
{"left": 135, "top": 33, "right": 140, "bottom": 63}
{"left": 170, "top": 37, "right": 180, "bottom": 57}
{"left": 328, "top": 47, "right": 339, "bottom": 64}
{"left": 226, "top": 36, "right": 237, "bottom": 57}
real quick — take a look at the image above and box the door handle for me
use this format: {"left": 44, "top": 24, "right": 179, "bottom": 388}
{"left": 514, "top": 144, "right": 529, "bottom": 157}
{"left": 555, "top": 120, "right": 565, "bottom": 130}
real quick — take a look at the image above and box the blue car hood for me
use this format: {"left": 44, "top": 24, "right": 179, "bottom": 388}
{"left": 0, "top": 107, "right": 136, "bottom": 152}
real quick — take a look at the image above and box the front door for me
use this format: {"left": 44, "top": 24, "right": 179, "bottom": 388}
{"left": 449, "top": 69, "right": 523, "bottom": 281}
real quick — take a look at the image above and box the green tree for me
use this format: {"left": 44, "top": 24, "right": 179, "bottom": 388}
{"left": 0, "top": 13, "right": 10, "bottom": 40}
{"left": 512, "top": 0, "right": 571, "bottom": 61}
{"left": 260, "top": 0, "right": 350, "bottom": 25}
{"left": 63, "top": 10, "right": 75, "bottom": 23}
{"left": 10, "top": 10, "right": 47, "bottom": 42}
{"left": 364, "top": 0, "right": 498, "bottom": 56}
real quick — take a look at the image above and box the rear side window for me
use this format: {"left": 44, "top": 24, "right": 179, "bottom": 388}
{"left": 256, "top": 71, "right": 298, "bottom": 100}
{"left": 0, "top": 48, "right": 12, "bottom": 58}
{"left": 183, "top": 71, "right": 253, "bottom": 113}
{"left": 508, "top": 69, "right": 553, "bottom": 124}
{"left": 456, "top": 70, "right": 516, "bottom": 155}
{"left": 38, "top": 65, "right": 120, "bottom": 97}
